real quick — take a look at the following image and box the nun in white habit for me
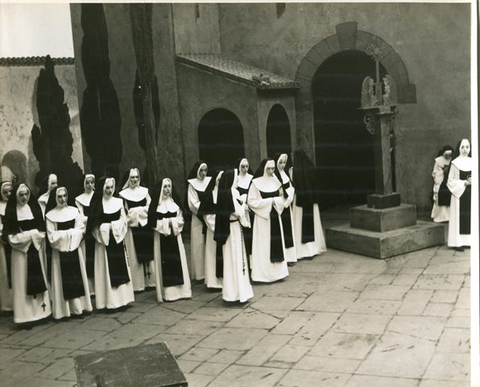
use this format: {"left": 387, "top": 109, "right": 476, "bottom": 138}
{"left": 148, "top": 178, "right": 191, "bottom": 302}
{"left": 87, "top": 177, "right": 134, "bottom": 310}
{"left": 75, "top": 174, "right": 96, "bottom": 290}
{"left": 235, "top": 158, "right": 253, "bottom": 258}
{"left": 38, "top": 173, "right": 58, "bottom": 216}
{"left": 0, "top": 181, "right": 13, "bottom": 312}
{"left": 274, "top": 153, "right": 296, "bottom": 263}
{"left": 247, "top": 158, "right": 289, "bottom": 283}
{"left": 46, "top": 187, "right": 92, "bottom": 319}
{"left": 215, "top": 169, "right": 253, "bottom": 303}
{"left": 187, "top": 161, "right": 212, "bottom": 281}
{"left": 447, "top": 139, "right": 472, "bottom": 250}
{"left": 119, "top": 168, "right": 155, "bottom": 291}
{"left": 3, "top": 184, "right": 51, "bottom": 326}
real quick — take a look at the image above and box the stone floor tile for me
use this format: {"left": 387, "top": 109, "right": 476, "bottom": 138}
{"left": 0, "top": 346, "right": 27, "bottom": 368}
{"left": 387, "top": 315, "right": 447, "bottom": 341}
{"left": 431, "top": 289, "right": 460, "bottom": 303}
{"left": 38, "top": 357, "right": 74, "bottom": 379}
{"left": 236, "top": 333, "right": 291, "bottom": 366}
{"left": 365, "top": 274, "right": 396, "bottom": 285}
{"left": 271, "top": 311, "right": 315, "bottom": 335}
{"left": 359, "top": 284, "right": 411, "bottom": 300}
{"left": 208, "top": 349, "right": 245, "bottom": 365}
{"left": 450, "top": 308, "right": 469, "bottom": 317}
{"left": 298, "top": 291, "right": 359, "bottom": 313}
{"left": 251, "top": 296, "right": 305, "bottom": 311}
{"left": 143, "top": 333, "right": 204, "bottom": 357}
{"left": 177, "top": 359, "right": 202, "bottom": 373}
{"left": 345, "top": 375, "right": 420, "bottom": 387}
{"left": 268, "top": 344, "right": 310, "bottom": 364}
{"left": 184, "top": 372, "right": 215, "bottom": 387}
{"left": 332, "top": 313, "right": 392, "bottom": 335}
{"left": 78, "top": 316, "right": 122, "bottom": 332}
{"left": 194, "top": 361, "right": 230, "bottom": 376}
{"left": 463, "top": 275, "right": 470, "bottom": 288}
{"left": 81, "top": 323, "right": 164, "bottom": 351}
{"left": 294, "top": 355, "right": 360, "bottom": 373}
{"left": 207, "top": 365, "right": 287, "bottom": 387}
{"left": 356, "top": 331, "right": 436, "bottom": 378}
{"left": 419, "top": 380, "right": 470, "bottom": 387}
{"left": 290, "top": 312, "right": 340, "bottom": 346}
{"left": 197, "top": 327, "right": 268, "bottom": 351}
{"left": 191, "top": 291, "right": 222, "bottom": 303}
{"left": 346, "top": 298, "right": 402, "bottom": 315}
{"left": 446, "top": 316, "right": 469, "bottom": 329}
{"left": 38, "top": 327, "right": 108, "bottom": 350}
{"left": 9, "top": 378, "right": 75, "bottom": 387}
{"left": 436, "top": 328, "right": 470, "bottom": 353}
{"left": 413, "top": 274, "right": 465, "bottom": 291}
{"left": 131, "top": 306, "right": 186, "bottom": 326}
{"left": 309, "top": 332, "right": 379, "bottom": 360}
{"left": 164, "top": 318, "right": 223, "bottom": 336}
{"left": 225, "top": 308, "right": 282, "bottom": 330}
{"left": 423, "top": 255, "right": 470, "bottom": 275}
{"left": 397, "top": 289, "right": 434, "bottom": 315}
{"left": 392, "top": 274, "right": 420, "bottom": 286}
{"left": 162, "top": 300, "right": 206, "bottom": 314}
{"left": 423, "top": 302, "right": 454, "bottom": 317}
{"left": 455, "top": 288, "right": 470, "bottom": 309}
{"left": 19, "top": 347, "right": 71, "bottom": 365}
{"left": 122, "top": 301, "right": 157, "bottom": 313}
{"left": 423, "top": 353, "right": 470, "bottom": 382}
{"left": 185, "top": 307, "right": 242, "bottom": 322}
{"left": 108, "top": 311, "right": 141, "bottom": 324}
{"left": 278, "top": 369, "right": 351, "bottom": 387}
{"left": 0, "top": 361, "right": 45, "bottom": 385}
{"left": 316, "top": 273, "right": 377, "bottom": 293}
{"left": 57, "top": 367, "right": 76, "bottom": 382}
{"left": 400, "top": 267, "right": 424, "bottom": 275}
{"left": 179, "top": 347, "right": 219, "bottom": 362}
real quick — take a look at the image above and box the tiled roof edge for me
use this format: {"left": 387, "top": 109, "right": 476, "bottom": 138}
{"left": 0, "top": 57, "right": 75, "bottom": 67}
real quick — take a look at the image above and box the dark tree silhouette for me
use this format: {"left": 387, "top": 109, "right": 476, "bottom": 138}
{"left": 80, "top": 3, "right": 122, "bottom": 181}
{"left": 31, "top": 55, "right": 84, "bottom": 201}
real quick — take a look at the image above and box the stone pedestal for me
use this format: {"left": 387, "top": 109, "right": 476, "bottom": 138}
{"left": 326, "top": 194, "right": 444, "bottom": 259}
{"left": 75, "top": 342, "right": 188, "bottom": 387}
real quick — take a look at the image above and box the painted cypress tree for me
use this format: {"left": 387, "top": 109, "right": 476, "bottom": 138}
{"left": 80, "top": 3, "right": 122, "bottom": 181}
{"left": 31, "top": 55, "right": 84, "bottom": 200}
{"left": 130, "top": 3, "right": 159, "bottom": 188}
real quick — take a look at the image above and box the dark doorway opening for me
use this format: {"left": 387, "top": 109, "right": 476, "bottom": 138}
{"left": 198, "top": 109, "right": 245, "bottom": 172}
{"left": 313, "top": 50, "right": 388, "bottom": 209}
{"left": 266, "top": 104, "right": 292, "bottom": 158}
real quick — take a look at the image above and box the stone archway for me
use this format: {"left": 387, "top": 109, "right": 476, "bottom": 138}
{"left": 266, "top": 104, "right": 292, "bottom": 158}
{"left": 295, "top": 22, "right": 417, "bottom": 160}
{"left": 198, "top": 108, "right": 245, "bottom": 172}
{"left": 1, "top": 150, "right": 28, "bottom": 184}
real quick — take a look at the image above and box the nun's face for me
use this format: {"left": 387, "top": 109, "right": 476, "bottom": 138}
{"left": 48, "top": 174, "right": 58, "bottom": 192}
{"left": 277, "top": 155, "right": 287, "bottom": 171}
{"left": 460, "top": 140, "right": 470, "bottom": 157}
{"left": 443, "top": 150, "right": 453, "bottom": 160}
{"left": 239, "top": 160, "right": 249, "bottom": 175}
{"left": 265, "top": 161, "right": 275, "bottom": 177}
{"left": 85, "top": 177, "right": 95, "bottom": 193}
{"left": 198, "top": 165, "right": 208, "bottom": 180}
{"left": 104, "top": 180, "right": 114, "bottom": 198}
{"left": 162, "top": 180, "right": 172, "bottom": 198}
{"left": 17, "top": 187, "right": 30, "bottom": 205}
{"left": 129, "top": 170, "right": 139, "bottom": 188}
{"left": 56, "top": 189, "right": 68, "bottom": 207}
{"left": 1, "top": 184, "right": 12, "bottom": 201}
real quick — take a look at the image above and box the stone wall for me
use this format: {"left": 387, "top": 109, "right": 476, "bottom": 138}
{"left": 217, "top": 2, "right": 471, "bottom": 212}
{"left": 0, "top": 62, "right": 83, "bottom": 193}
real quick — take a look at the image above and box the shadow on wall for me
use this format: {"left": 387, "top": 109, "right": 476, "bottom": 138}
{"left": 1, "top": 150, "right": 27, "bottom": 184}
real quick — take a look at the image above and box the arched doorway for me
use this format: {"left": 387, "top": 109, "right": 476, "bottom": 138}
{"left": 198, "top": 109, "right": 245, "bottom": 172}
{"left": 266, "top": 104, "right": 292, "bottom": 158}
{"left": 313, "top": 50, "right": 387, "bottom": 209}
{"left": 1, "top": 150, "right": 27, "bottom": 184}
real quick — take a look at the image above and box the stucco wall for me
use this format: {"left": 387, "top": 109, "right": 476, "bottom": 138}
{"left": 176, "top": 62, "right": 260, "bottom": 173}
{"left": 0, "top": 64, "right": 83, "bottom": 192}
{"left": 218, "top": 2, "right": 471, "bottom": 212}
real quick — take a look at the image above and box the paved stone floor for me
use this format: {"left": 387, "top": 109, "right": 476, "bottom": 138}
{"left": 0, "top": 233, "right": 473, "bottom": 386}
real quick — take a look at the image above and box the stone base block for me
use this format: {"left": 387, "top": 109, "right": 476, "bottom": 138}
{"left": 75, "top": 342, "right": 187, "bottom": 387}
{"left": 326, "top": 221, "right": 445, "bottom": 259}
{"left": 350, "top": 204, "right": 417, "bottom": 232}
{"left": 367, "top": 193, "right": 401, "bottom": 209}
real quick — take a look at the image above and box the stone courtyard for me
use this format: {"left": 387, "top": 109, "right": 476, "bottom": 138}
{"left": 0, "top": 222, "right": 472, "bottom": 387}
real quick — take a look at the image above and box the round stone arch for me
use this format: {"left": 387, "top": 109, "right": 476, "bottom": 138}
{"left": 294, "top": 21, "right": 417, "bottom": 159}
